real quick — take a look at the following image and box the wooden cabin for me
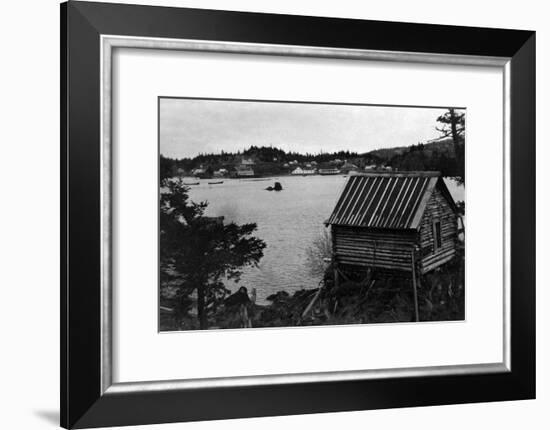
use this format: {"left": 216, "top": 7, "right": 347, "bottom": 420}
{"left": 326, "top": 172, "right": 459, "bottom": 275}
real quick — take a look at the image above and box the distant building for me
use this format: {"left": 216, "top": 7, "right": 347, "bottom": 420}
{"left": 241, "top": 158, "right": 255, "bottom": 166}
{"left": 213, "top": 168, "right": 228, "bottom": 178}
{"left": 340, "top": 162, "right": 359, "bottom": 174}
{"left": 291, "top": 167, "right": 316, "bottom": 175}
{"left": 192, "top": 168, "right": 206, "bottom": 176}
{"left": 364, "top": 164, "right": 377, "bottom": 171}
{"left": 318, "top": 168, "right": 340, "bottom": 175}
{"left": 236, "top": 167, "right": 255, "bottom": 177}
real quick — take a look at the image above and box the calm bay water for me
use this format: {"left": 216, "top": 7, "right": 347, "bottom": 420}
{"left": 184, "top": 175, "right": 464, "bottom": 304}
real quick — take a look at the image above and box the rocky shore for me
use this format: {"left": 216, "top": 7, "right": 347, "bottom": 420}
{"left": 160, "top": 253, "right": 464, "bottom": 331}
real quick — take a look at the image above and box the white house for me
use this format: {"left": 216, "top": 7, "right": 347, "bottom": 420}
{"left": 236, "top": 167, "right": 255, "bottom": 177}
{"left": 291, "top": 167, "right": 316, "bottom": 175}
{"left": 340, "top": 162, "right": 359, "bottom": 173}
{"left": 192, "top": 168, "right": 206, "bottom": 176}
{"left": 213, "top": 168, "right": 228, "bottom": 177}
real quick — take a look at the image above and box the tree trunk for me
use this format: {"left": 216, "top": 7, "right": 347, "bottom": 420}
{"left": 449, "top": 108, "right": 459, "bottom": 156}
{"left": 449, "top": 108, "right": 464, "bottom": 181}
{"left": 197, "top": 283, "right": 207, "bottom": 329}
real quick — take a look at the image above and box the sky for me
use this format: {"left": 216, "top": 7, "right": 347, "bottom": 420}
{"left": 159, "top": 98, "right": 461, "bottom": 159}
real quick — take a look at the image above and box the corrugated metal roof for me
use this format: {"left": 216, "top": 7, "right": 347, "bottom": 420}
{"left": 327, "top": 172, "right": 444, "bottom": 229}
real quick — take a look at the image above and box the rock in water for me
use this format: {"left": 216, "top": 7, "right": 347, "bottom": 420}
{"left": 265, "top": 182, "right": 283, "bottom": 191}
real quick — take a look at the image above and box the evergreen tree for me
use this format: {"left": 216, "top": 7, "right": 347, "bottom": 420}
{"left": 436, "top": 108, "right": 465, "bottom": 182}
{"left": 160, "top": 179, "right": 266, "bottom": 329}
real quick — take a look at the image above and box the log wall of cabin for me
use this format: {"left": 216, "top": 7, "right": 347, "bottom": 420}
{"left": 418, "top": 186, "right": 458, "bottom": 273}
{"left": 332, "top": 225, "right": 416, "bottom": 272}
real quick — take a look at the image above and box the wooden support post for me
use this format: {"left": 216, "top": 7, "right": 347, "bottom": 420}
{"left": 241, "top": 304, "right": 251, "bottom": 328}
{"left": 301, "top": 287, "right": 323, "bottom": 319}
{"left": 334, "top": 264, "right": 340, "bottom": 289}
{"left": 340, "top": 270, "right": 350, "bottom": 282}
{"left": 411, "top": 250, "right": 420, "bottom": 322}
{"left": 361, "top": 268, "right": 372, "bottom": 291}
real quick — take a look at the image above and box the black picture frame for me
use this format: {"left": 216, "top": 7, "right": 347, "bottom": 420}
{"left": 61, "top": 1, "right": 535, "bottom": 428}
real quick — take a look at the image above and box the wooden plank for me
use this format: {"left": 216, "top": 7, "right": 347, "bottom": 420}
{"left": 336, "top": 237, "right": 409, "bottom": 245}
{"left": 336, "top": 256, "right": 412, "bottom": 271}
{"left": 301, "top": 287, "right": 323, "bottom": 319}
{"left": 421, "top": 252, "right": 456, "bottom": 274}
{"left": 336, "top": 241, "right": 415, "bottom": 249}
{"left": 336, "top": 234, "right": 412, "bottom": 240}
{"left": 421, "top": 249, "right": 455, "bottom": 266}
{"left": 335, "top": 246, "right": 414, "bottom": 256}
{"left": 336, "top": 246, "right": 410, "bottom": 260}
{"left": 411, "top": 251, "right": 420, "bottom": 322}
{"left": 422, "top": 244, "right": 455, "bottom": 259}
{"left": 335, "top": 225, "right": 417, "bottom": 237}
{"left": 335, "top": 253, "right": 412, "bottom": 264}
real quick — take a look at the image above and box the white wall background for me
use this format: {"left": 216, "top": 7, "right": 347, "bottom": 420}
{"left": 0, "top": 0, "right": 546, "bottom": 429}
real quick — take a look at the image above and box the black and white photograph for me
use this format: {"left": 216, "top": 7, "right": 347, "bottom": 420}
{"left": 159, "top": 98, "right": 466, "bottom": 331}
{"left": 0, "top": 0, "right": 543, "bottom": 428}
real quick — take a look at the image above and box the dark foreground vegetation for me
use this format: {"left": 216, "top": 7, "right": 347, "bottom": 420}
{"left": 160, "top": 249, "right": 465, "bottom": 331}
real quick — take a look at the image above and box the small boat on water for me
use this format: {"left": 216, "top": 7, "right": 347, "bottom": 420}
{"left": 208, "top": 181, "right": 224, "bottom": 185}
{"left": 183, "top": 182, "right": 200, "bottom": 186}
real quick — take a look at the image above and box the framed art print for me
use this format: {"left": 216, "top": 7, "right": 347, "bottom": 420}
{"left": 61, "top": 1, "right": 535, "bottom": 428}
